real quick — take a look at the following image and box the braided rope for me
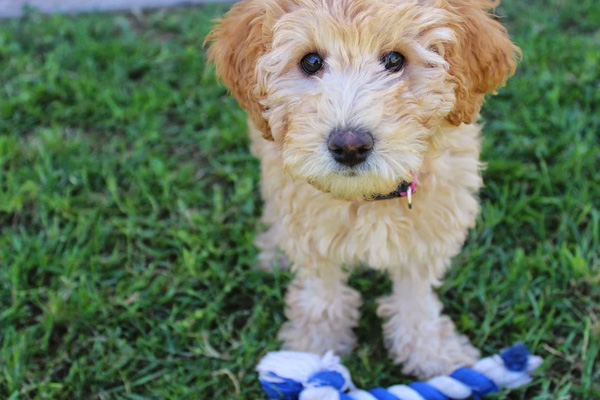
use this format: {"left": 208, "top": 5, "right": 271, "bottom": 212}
{"left": 257, "top": 344, "right": 543, "bottom": 400}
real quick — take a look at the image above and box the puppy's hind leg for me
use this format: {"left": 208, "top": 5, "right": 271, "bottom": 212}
{"left": 254, "top": 222, "right": 291, "bottom": 271}
{"left": 378, "top": 270, "right": 480, "bottom": 379}
{"left": 278, "top": 261, "right": 361, "bottom": 356}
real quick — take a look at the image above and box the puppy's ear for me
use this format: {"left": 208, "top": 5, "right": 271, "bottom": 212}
{"left": 444, "top": 0, "right": 520, "bottom": 125}
{"left": 206, "top": 1, "right": 274, "bottom": 140}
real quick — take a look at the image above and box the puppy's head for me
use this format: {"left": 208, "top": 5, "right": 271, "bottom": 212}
{"left": 208, "top": 0, "right": 519, "bottom": 201}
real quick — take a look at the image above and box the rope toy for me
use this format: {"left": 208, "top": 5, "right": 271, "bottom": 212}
{"left": 257, "top": 343, "right": 542, "bottom": 400}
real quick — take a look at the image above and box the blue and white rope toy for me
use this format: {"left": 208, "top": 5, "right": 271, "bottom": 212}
{"left": 257, "top": 344, "right": 542, "bottom": 400}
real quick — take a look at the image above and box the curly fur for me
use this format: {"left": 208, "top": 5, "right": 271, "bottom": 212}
{"left": 208, "top": 0, "right": 519, "bottom": 378}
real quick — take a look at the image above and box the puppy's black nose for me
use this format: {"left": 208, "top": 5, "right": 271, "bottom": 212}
{"left": 328, "top": 127, "right": 374, "bottom": 167}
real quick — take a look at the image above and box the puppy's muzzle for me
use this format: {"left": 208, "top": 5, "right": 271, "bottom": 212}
{"left": 327, "top": 127, "right": 373, "bottom": 168}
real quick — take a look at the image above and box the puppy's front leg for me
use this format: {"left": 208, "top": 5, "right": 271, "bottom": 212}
{"left": 278, "top": 262, "right": 361, "bottom": 355}
{"left": 378, "top": 272, "right": 480, "bottom": 379}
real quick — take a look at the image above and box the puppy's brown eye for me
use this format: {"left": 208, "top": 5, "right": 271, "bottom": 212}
{"left": 381, "top": 51, "right": 405, "bottom": 72}
{"left": 301, "top": 53, "right": 323, "bottom": 75}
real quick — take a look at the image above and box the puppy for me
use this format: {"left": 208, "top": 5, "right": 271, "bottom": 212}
{"left": 207, "top": 0, "right": 519, "bottom": 378}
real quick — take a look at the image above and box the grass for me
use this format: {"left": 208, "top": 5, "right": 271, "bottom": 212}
{"left": 0, "top": 1, "right": 598, "bottom": 399}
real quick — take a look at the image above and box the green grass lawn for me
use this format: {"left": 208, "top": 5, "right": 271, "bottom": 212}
{"left": 0, "top": 1, "right": 598, "bottom": 399}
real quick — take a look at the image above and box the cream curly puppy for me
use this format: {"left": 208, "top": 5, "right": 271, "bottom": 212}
{"left": 208, "top": 0, "right": 519, "bottom": 378}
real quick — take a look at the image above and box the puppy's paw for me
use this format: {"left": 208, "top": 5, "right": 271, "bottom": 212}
{"left": 278, "top": 319, "right": 356, "bottom": 356}
{"left": 278, "top": 278, "right": 361, "bottom": 355}
{"left": 254, "top": 227, "right": 291, "bottom": 271}
{"left": 256, "top": 248, "right": 291, "bottom": 271}
{"left": 387, "top": 316, "right": 480, "bottom": 379}
{"left": 400, "top": 330, "right": 480, "bottom": 378}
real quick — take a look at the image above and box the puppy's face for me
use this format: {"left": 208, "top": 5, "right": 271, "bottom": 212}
{"left": 208, "top": 0, "right": 518, "bottom": 201}
{"left": 258, "top": 1, "right": 456, "bottom": 200}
